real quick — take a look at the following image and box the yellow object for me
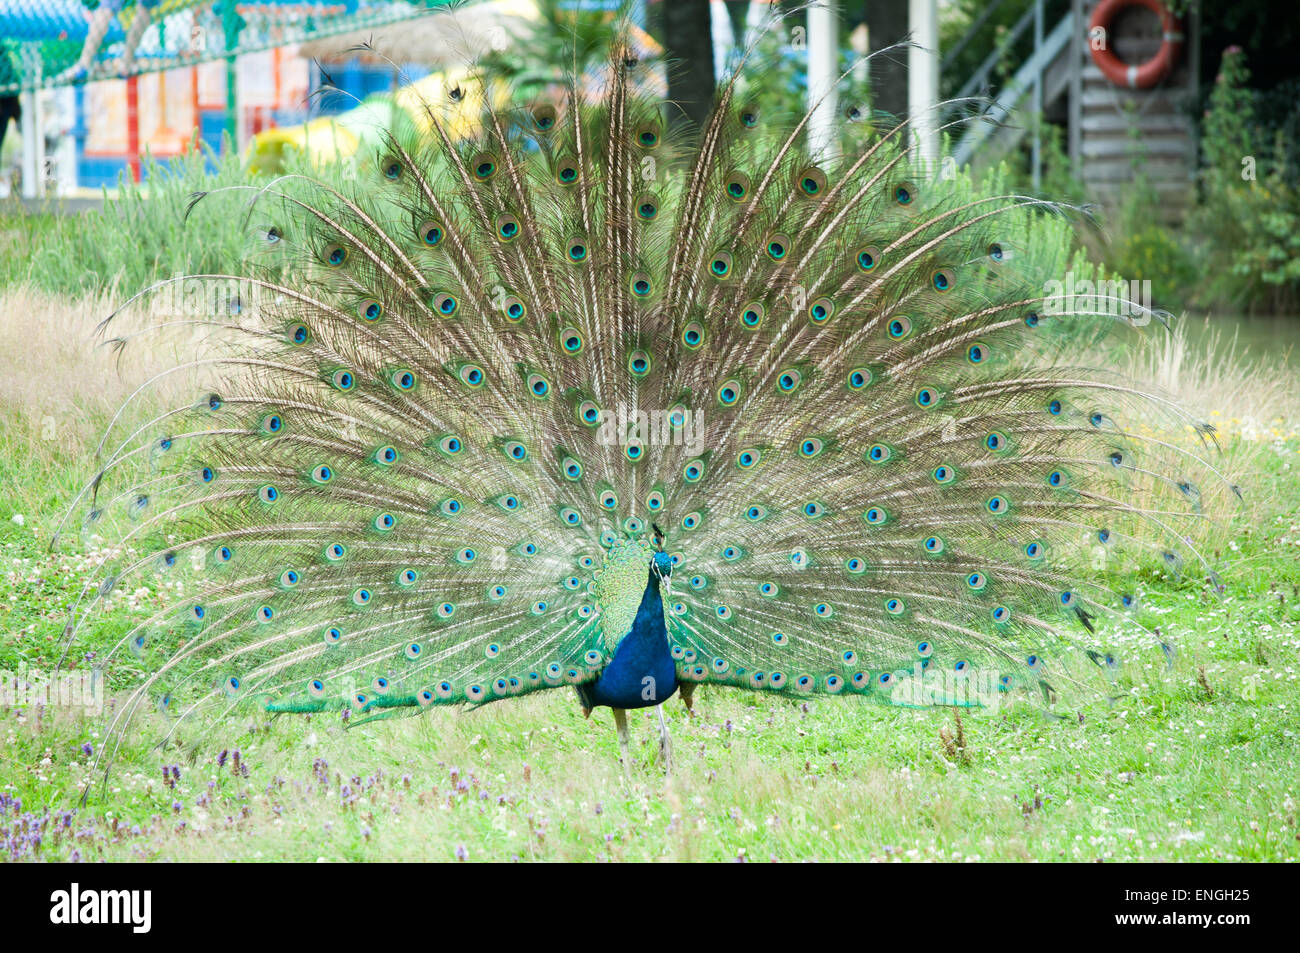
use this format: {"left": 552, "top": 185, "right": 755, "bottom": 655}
{"left": 246, "top": 67, "right": 498, "bottom": 174}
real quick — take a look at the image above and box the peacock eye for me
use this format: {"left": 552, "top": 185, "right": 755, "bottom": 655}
{"left": 418, "top": 220, "right": 444, "bottom": 246}
{"left": 495, "top": 214, "right": 520, "bottom": 242}
{"left": 796, "top": 166, "right": 826, "bottom": 197}
{"left": 472, "top": 154, "right": 497, "bottom": 180}
{"left": 533, "top": 104, "right": 557, "bottom": 130}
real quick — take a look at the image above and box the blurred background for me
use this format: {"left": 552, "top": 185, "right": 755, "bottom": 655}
{"left": 0, "top": 0, "right": 1297, "bottom": 319}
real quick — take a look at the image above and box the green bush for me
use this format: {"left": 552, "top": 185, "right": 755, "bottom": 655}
{"left": 2, "top": 140, "right": 253, "bottom": 297}
{"left": 1189, "top": 47, "right": 1300, "bottom": 314}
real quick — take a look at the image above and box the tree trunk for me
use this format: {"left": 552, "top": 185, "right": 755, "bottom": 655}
{"left": 854, "top": 0, "right": 910, "bottom": 119}
{"left": 660, "top": 0, "right": 715, "bottom": 129}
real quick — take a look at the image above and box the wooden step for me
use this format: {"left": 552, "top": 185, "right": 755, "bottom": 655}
{"left": 1081, "top": 160, "right": 1194, "bottom": 184}
{"left": 1080, "top": 88, "right": 1192, "bottom": 109}
{"left": 1081, "top": 136, "right": 1196, "bottom": 160}
{"left": 1079, "top": 111, "right": 1193, "bottom": 135}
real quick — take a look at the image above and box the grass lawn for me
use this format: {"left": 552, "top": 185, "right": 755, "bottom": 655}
{"left": 1, "top": 288, "right": 1298, "bottom": 862}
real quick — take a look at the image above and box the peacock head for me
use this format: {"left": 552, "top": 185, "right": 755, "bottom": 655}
{"left": 650, "top": 523, "right": 673, "bottom": 591}
{"left": 650, "top": 550, "right": 673, "bottom": 594}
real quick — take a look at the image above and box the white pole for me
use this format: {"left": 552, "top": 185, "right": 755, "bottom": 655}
{"left": 807, "top": 2, "right": 839, "bottom": 161}
{"left": 742, "top": 0, "right": 766, "bottom": 49}
{"left": 908, "top": 0, "right": 939, "bottom": 171}
{"left": 56, "top": 86, "right": 77, "bottom": 195}
{"left": 710, "top": 0, "right": 734, "bottom": 84}
{"left": 19, "top": 88, "right": 46, "bottom": 200}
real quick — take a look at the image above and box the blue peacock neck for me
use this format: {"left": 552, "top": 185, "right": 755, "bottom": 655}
{"left": 582, "top": 568, "right": 679, "bottom": 711}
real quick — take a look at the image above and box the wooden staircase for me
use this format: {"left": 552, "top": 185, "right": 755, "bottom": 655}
{"left": 1069, "top": 0, "right": 1200, "bottom": 220}
{"left": 951, "top": 0, "right": 1200, "bottom": 222}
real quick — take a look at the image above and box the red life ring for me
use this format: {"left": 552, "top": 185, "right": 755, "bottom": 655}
{"left": 1089, "top": 0, "right": 1184, "bottom": 89}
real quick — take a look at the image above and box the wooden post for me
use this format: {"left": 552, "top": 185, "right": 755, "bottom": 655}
{"left": 273, "top": 45, "right": 282, "bottom": 119}
{"left": 126, "top": 74, "right": 141, "bottom": 182}
{"left": 190, "top": 66, "right": 200, "bottom": 152}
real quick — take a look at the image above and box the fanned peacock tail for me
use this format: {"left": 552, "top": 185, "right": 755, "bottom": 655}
{"left": 60, "top": 13, "right": 1235, "bottom": 768}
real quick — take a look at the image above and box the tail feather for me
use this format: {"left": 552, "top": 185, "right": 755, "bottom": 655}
{"left": 60, "top": 17, "right": 1235, "bottom": 772}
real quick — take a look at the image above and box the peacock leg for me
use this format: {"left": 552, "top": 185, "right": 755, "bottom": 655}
{"left": 612, "top": 707, "right": 631, "bottom": 774}
{"left": 656, "top": 704, "right": 672, "bottom": 771}
{"left": 679, "top": 681, "right": 696, "bottom": 718}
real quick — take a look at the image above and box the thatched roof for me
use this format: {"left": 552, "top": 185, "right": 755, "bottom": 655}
{"left": 298, "top": 0, "right": 543, "bottom": 66}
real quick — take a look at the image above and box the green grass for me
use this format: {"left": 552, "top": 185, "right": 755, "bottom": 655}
{"left": 2, "top": 374, "right": 1298, "bottom": 861}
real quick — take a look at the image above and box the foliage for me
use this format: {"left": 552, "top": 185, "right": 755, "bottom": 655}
{"left": 0, "top": 141, "right": 252, "bottom": 299}
{"left": 477, "top": 0, "right": 633, "bottom": 88}
{"left": 938, "top": 0, "right": 1071, "bottom": 102}
{"left": 1188, "top": 48, "right": 1300, "bottom": 314}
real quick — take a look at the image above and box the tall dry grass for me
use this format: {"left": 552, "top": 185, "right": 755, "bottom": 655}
{"left": 0, "top": 285, "right": 198, "bottom": 524}
{"left": 1100, "top": 318, "right": 1300, "bottom": 572}
{"left": 1122, "top": 317, "right": 1300, "bottom": 427}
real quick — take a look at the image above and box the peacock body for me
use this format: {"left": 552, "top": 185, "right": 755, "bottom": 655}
{"left": 61, "top": 14, "right": 1230, "bottom": 771}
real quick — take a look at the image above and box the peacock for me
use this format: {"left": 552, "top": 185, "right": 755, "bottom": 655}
{"left": 59, "top": 11, "right": 1231, "bottom": 777}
